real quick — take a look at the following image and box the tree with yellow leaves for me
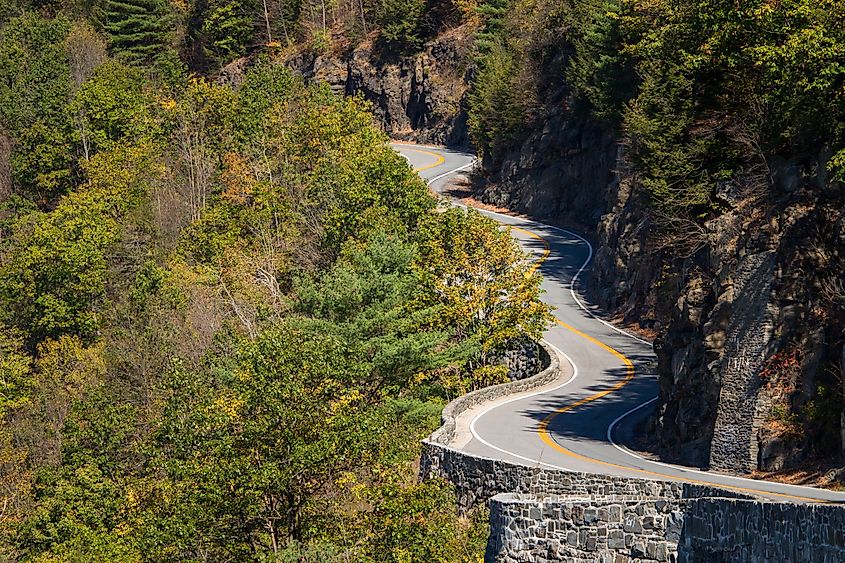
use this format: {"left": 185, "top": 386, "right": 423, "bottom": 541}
{"left": 418, "top": 207, "right": 552, "bottom": 391}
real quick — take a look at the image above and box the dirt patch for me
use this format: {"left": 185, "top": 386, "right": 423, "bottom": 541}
{"left": 751, "top": 464, "right": 845, "bottom": 491}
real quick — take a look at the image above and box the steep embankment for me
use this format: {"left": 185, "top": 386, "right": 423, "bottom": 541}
{"left": 465, "top": 0, "right": 845, "bottom": 482}
{"left": 594, "top": 149, "right": 845, "bottom": 474}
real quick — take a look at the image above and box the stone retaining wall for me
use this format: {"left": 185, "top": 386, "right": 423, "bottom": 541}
{"left": 485, "top": 493, "right": 845, "bottom": 563}
{"left": 708, "top": 251, "right": 777, "bottom": 473}
{"left": 677, "top": 498, "right": 845, "bottom": 562}
{"left": 486, "top": 494, "right": 685, "bottom": 563}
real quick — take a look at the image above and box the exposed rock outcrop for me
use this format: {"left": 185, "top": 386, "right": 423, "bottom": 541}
{"left": 476, "top": 110, "right": 617, "bottom": 227}
{"left": 285, "top": 29, "right": 473, "bottom": 147}
{"left": 473, "top": 85, "right": 845, "bottom": 475}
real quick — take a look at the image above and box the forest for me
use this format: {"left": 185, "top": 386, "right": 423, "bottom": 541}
{"left": 0, "top": 2, "right": 555, "bottom": 560}
{"left": 5, "top": 0, "right": 845, "bottom": 558}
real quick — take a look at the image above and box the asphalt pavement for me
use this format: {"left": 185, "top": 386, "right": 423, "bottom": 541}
{"left": 395, "top": 142, "right": 845, "bottom": 504}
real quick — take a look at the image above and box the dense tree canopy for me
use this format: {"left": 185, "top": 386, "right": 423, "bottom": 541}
{"left": 0, "top": 10, "right": 548, "bottom": 560}
{"left": 100, "top": 0, "right": 174, "bottom": 63}
{"left": 468, "top": 0, "right": 845, "bottom": 216}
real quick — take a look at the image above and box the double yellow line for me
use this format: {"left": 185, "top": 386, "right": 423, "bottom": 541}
{"left": 401, "top": 143, "right": 830, "bottom": 502}
{"left": 508, "top": 225, "right": 828, "bottom": 504}
{"left": 399, "top": 145, "right": 446, "bottom": 173}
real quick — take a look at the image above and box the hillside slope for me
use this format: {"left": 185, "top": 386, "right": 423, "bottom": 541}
{"left": 465, "top": 0, "right": 845, "bottom": 481}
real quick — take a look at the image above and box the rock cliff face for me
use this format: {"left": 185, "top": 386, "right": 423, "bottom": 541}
{"left": 265, "top": 26, "right": 845, "bottom": 477}
{"left": 595, "top": 153, "right": 845, "bottom": 472}
{"left": 475, "top": 102, "right": 845, "bottom": 474}
{"left": 284, "top": 29, "right": 473, "bottom": 147}
{"left": 475, "top": 110, "right": 617, "bottom": 227}
{"left": 472, "top": 47, "right": 617, "bottom": 228}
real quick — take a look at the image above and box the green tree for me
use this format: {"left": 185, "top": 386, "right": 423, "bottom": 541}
{"left": 566, "top": 0, "right": 633, "bottom": 125}
{"left": 0, "top": 145, "right": 158, "bottom": 345}
{"left": 150, "top": 327, "right": 387, "bottom": 555}
{"left": 377, "top": 0, "right": 426, "bottom": 53}
{"left": 100, "top": 0, "right": 174, "bottom": 64}
{"left": 296, "top": 232, "right": 473, "bottom": 396}
{"left": 234, "top": 57, "right": 299, "bottom": 146}
{"left": 15, "top": 387, "right": 142, "bottom": 562}
{"left": 280, "top": 87, "right": 435, "bottom": 250}
{"left": 71, "top": 60, "right": 154, "bottom": 157}
{"left": 418, "top": 208, "right": 551, "bottom": 389}
{"left": 468, "top": 39, "right": 528, "bottom": 160}
{"left": 357, "top": 478, "right": 488, "bottom": 562}
{"left": 616, "top": 0, "right": 845, "bottom": 214}
{"left": 201, "top": 0, "right": 256, "bottom": 65}
{"left": 474, "top": 0, "right": 507, "bottom": 54}
{"left": 0, "top": 325, "right": 33, "bottom": 418}
{"left": 0, "top": 13, "right": 75, "bottom": 203}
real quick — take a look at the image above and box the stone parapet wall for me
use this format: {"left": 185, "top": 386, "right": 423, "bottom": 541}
{"left": 428, "top": 342, "right": 557, "bottom": 447}
{"left": 486, "top": 494, "right": 685, "bottom": 563}
{"left": 486, "top": 493, "right": 845, "bottom": 563}
{"left": 420, "top": 438, "right": 751, "bottom": 511}
{"left": 677, "top": 498, "right": 845, "bottom": 562}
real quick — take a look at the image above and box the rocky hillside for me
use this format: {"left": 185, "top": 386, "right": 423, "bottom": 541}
{"left": 215, "top": 28, "right": 474, "bottom": 148}
{"left": 464, "top": 0, "right": 845, "bottom": 480}
{"left": 594, "top": 146, "right": 845, "bottom": 473}
{"left": 285, "top": 29, "right": 473, "bottom": 147}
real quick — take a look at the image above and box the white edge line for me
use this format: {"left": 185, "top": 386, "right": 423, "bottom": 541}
{"left": 606, "top": 397, "right": 843, "bottom": 496}
{"left": 426, "top": 161, "right": 475, "bottom": 185}
{"left": 468, "top": 340, "right": 578, "bottom": 472}
{"left": 399, "top": 144, "right": 842, "bottom": 499}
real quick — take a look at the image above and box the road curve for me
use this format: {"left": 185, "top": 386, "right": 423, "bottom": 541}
{"left": 394, "top": 142, "right": 845, "bottom": 504}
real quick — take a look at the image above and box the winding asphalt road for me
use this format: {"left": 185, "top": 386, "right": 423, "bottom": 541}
{"left": 394, "top": 142, "right": 845, "bottom": 504}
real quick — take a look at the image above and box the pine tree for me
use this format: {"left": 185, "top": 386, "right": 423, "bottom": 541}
{"left": 474, "top": 0, "right": 507, "bottom": 55}
{"left": 100, "top": 0, "right": 173, "bottom": 64}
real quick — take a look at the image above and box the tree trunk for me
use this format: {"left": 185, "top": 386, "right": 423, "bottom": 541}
{"left": 262, "top": 0, "right": 273, "bottom": 44}
{"left": 841, "top": 343, "right": 845, "bottom": 459}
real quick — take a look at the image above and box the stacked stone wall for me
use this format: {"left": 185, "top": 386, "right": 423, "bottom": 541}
{"left": 486, "top": 494, "right": 685, "bottom": 563}
{"left": 420, "top": 441, "right": 751, "bottom": 511}
{"left": 677, "top": 498, "right": 845, "bottom": 562}
{"left": 484, "top": 493, "right": 845, "bottom": 563}
{"left": 708, "top": 251, "right": 777, "bottom": 472}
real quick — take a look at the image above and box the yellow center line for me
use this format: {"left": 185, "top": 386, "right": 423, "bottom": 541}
{"left": 488, "top": 216, "right": 829, "bottom": 503}
{"left": 401, "top": 146, "right": 831, "bottom": 501}
{"left": 510, "top": 226, "right": 551, "bottom": 274}
{"left": 400, "top": 146, "right": 446, "bottom": 172}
